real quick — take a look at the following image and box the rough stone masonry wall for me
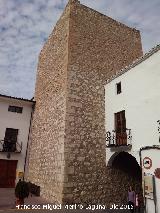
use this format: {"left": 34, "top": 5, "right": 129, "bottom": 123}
{"left": 27, "top": 0, "right": 143, "bottom": 206}
{"left": 103, "top": 166, "right": 142, "bottom": 207}
{"left": 26, "top": 3, "right": 71, "bottom": 203}
{"left": 62, "top": 1, "right": 143, "bottom": 205}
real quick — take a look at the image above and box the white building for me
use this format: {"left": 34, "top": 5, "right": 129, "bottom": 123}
{"left": 0, "top": 94, "right": 34, "bottom": 188}
{"left": 105, "top": 45, "right": 160, "bottom": 213}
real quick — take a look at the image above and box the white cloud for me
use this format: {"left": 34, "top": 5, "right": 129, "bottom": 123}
{"left": 81, "top": 0, "right": 160, "bottom": 52}
{"left": 0, "top": 0, "right": 160, "bottom": 98}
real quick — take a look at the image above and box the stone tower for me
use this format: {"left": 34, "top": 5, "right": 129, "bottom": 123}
{"left": 26, "top": 0, "right": 143, "bottom": 205}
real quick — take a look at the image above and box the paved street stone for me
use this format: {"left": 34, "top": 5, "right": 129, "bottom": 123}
{"left": 0, "top": 210, "right": 132, "bottom": 213}
{"left": 0, "top": 188, "right": 144, "bottom": 213}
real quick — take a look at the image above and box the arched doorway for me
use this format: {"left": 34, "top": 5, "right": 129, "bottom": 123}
{"left": 107, "top": 151, "right": 142, "bottom": 205}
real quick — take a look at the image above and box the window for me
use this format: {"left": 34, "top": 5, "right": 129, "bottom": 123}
{"left": 116, "top": 82, "right": 121, "bottom": 94}
{"left": 8, "top": 105, "right": 23, "bottom": 113}
{"left": 114, "top": 110, "right": 127, "bottom": 145}
{"left": 115, "top": 110, "right": 126, "bottom": 133}
{"left": 3, "top": 128, "right": 19, "bottom": 152}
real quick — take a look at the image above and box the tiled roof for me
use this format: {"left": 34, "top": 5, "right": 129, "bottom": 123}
{"left": 106, "top": 44, "right": 160, "bottom": 84}
{"left": 0, "top": 93, "right": 35, "bottom": 103}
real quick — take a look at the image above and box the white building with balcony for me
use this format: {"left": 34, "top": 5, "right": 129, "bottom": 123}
{"left": 0, "top": 94, "right": 34, "bottom": 188}
{"left": 105, "top": 45, "right": 160, "bottom": 213}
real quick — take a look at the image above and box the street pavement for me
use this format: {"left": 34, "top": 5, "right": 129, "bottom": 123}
{"left": 0, "top": 210, "right": 133, "bottom": 213}
{"left": 0, "top": 188, "right": 143, "bottom": 213}
{"left": 0, "top": 188, "right": 47, "bottom": 210}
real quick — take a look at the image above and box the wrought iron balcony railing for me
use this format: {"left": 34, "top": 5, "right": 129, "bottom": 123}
{"left": 0, "top": 140, "right": 22, "bottom": 153}
{"left": 106, "top": 128, "right": 132, "bottom": 147}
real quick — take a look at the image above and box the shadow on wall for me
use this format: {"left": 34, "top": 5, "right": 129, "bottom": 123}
{"left": 105, "top": 152, "right": 142, "bottom": 206}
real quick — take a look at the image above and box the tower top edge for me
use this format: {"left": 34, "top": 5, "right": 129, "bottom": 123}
{"left": 68, "top": 0, "right": 80, "bottom": 4}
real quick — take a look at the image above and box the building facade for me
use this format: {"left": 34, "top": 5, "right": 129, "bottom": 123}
{"left": 26, "top": 0, "right": 143, "bottom": 205}
{"left": 0, "top": 94, "right": 34, "bottom": 188}
{"left": 105, "top": 45, "right": 160, "bottom": 212}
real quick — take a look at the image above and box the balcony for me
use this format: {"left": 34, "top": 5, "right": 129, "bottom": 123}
{"left": 106, "top": 129, "right": 132, "bottom": 150}
{"left": 0, "top": 139, "right": 22, "bottom": 153}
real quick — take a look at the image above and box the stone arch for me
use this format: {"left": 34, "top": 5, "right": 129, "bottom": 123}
{"left": 105, "top": 151, "right": 143, "bottom": 205}
{"left": 107, "top": 151, "right": 122, "bottom": 167}
{"left": 110, "top": 151, "right": 142, "bottom": 181}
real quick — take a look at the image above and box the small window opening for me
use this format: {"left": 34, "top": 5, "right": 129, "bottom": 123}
{"left": 8, "top": 106, "right": 23, "bottom": 113}
{"left": 116, "top": 82, "right": 121, "bottom": 94}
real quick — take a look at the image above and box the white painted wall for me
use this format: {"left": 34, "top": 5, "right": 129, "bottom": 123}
{"left": 105, "top": 49, "right": 160, "bottom": 213}
{"left": 105, "top": 50, "right": 160, "bottom": 164}
{"left": 141, "top": 149, "right": 160, "bottom": 213}
{"left": 0, "top": 96, "right": 33, "bottom": 183}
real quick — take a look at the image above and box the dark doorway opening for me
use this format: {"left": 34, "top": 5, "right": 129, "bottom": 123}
{"left": 112, "top": 152, "right": 142, "bottom": 181}
{"left": 107, "top": 151, "right": 143, "bottom": 205}
{"left": 3, "top": 128, "right": 18, "bottom": 152}
{"left": 0, "top": 159, "right": 18, "bottom": 188}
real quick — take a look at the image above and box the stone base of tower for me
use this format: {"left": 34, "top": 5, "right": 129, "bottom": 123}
{"left": 62, "top": 167, "right": 141, "bottom": 207}
{"left": 26, "top": 167, "right": 141, "bottom": 207}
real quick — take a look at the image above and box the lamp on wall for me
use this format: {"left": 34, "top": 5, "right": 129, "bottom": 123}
{"left": 157, "top": 120, "right": 160, "bottom": 142}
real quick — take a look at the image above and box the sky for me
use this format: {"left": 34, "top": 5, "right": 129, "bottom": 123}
{"left": 0, "top": 0, "right": 160, "bottom": 99}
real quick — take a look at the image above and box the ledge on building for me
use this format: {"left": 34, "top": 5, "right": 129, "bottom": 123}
{"left": 106, "top": 144, "right": 132, "bottom": 152}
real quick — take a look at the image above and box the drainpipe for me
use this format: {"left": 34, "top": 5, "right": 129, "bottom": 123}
{"left": 23, "top": 102, "right": 35, "bottom": 180}
{"left": 139, "top": 145, "right": 160, "bottom": 213}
